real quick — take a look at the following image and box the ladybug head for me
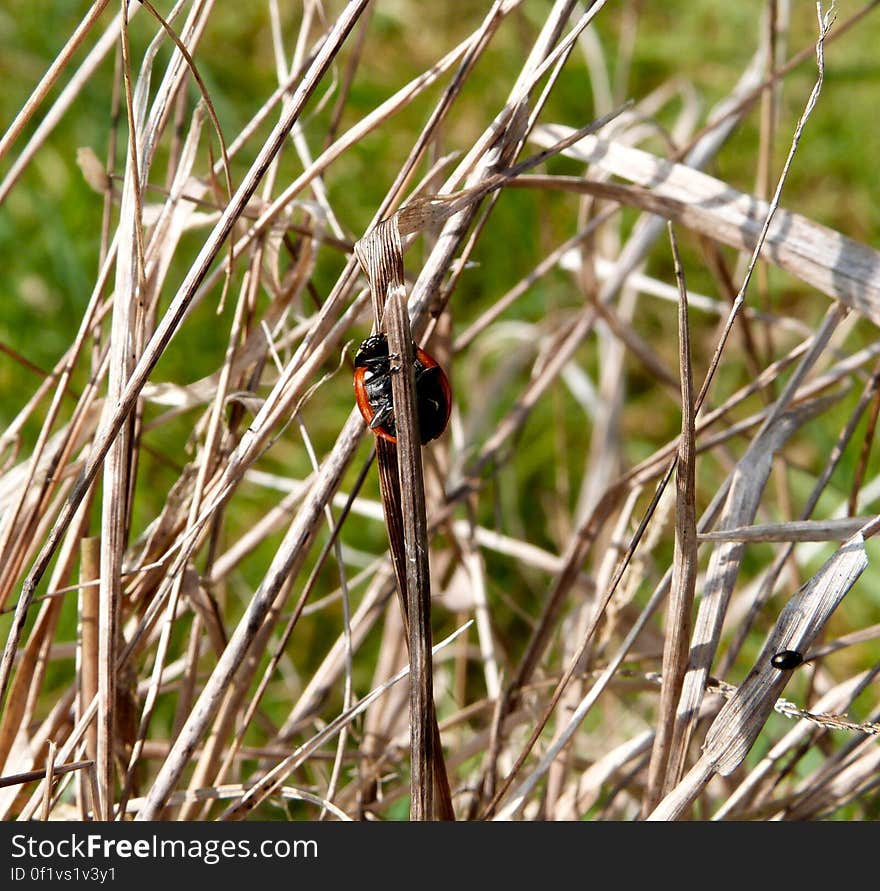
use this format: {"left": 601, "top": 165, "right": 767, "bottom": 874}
{"left": 354, "top": 334, "right": 390, "bottom": 369}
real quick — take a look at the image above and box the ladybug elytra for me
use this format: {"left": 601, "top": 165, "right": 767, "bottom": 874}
{"left": 353, "top": 333, "right": 451, "bottom": 445}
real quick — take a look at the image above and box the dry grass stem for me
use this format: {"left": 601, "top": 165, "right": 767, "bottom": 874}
{"left": 643, "top": 225, "right": 698, "bottom": 812}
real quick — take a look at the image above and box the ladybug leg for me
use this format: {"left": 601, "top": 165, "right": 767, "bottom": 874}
{"left": 369, "top": 402, "right": 394, "bottom": 430}
{"left": 361, "top": 357, "right": 388, "bottom": 373}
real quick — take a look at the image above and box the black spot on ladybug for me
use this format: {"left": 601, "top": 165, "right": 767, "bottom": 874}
{"left": 770, "top": 650, "right": 804, "bottom": 670}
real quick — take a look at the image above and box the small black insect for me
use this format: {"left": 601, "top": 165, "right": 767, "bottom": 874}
{"left": 770, "top": 649, "right": 804, "bottom": 670}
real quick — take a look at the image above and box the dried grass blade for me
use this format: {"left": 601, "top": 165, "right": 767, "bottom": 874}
{"left": 133, "top": 425, "right": 357, "bottom": 818}
{"left": 0, "top": 0, "right": 112, "bottom": 167}
{"left": 384, "top": 282, "right": 436, "bottom": 820}
{"left": 0, "top": 3, "right": 373, "bottom": 728}
{"left": 492, "top": 65, "right": 770, "bottom": 799}
{"left": 643, "top": 226, "right": 698, "bottom": 812}
{"left": 0, "top": 498, "right": 93, "bottom": 819}
{"left": 94, "top": 2, "right": 152, "bottom": 819}
{"left": 40, "top": 741, "right": 57, "bottom": 821}
{"left": 122, "top": 2, "right": 372, "bottom": 822}
{"left": 0, "top": 759, "right": 94, "bottom": 791}
{"left": 706, "top": 534, "right": 868, "bottom": 776}
{"left": 0, "top": 246, "right": 114, "bottom": 610}
{"left": 124, "top": 783, "right": 355, "bottom": 821}
{"left": 217, "top": 622, "right": 471, "bottom": 821}
{"left": 666, "top": 388, "right": 843, "bottom": 786}
{"left": 280, "top": 568, "right": 396, "bottom": 737}
{"left": 476, "top": 63, "right": 773, "bottom": 806}
{"left": 0, "top": 5, "right": 132, "bottom": 207}
{"left": 78, "top": 538, "right": 100, "bottom": 773}
{"left": 354, "top": 218, "right": 453, "bottom": 820}
{"left": 143, "top": 234, "right": 262, "bottom": 822}
{"left": 785, "top": 737, "right": 880, "bottom": 819}
{"left": 713, "top": 669, "right": 880, "bottom": 819}
{"left": 698, "top": 517, "right": 875, "bottom": 543}
{"left": 530, "top": 126, "right": 880, "bottom": 328}
{"left": 649, "top": 532, "right": 868, "bottom": 820}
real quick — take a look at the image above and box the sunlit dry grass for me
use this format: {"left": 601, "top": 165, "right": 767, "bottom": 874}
{"left": 1, "top": 0, "right": 880, "bottom": 821}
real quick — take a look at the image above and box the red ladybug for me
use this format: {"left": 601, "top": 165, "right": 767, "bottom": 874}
{"left": 353, "top": 333, "right": 452, "bottom": 445}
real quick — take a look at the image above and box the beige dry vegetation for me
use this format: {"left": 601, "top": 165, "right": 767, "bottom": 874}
{"left": 0, "top": 0, "right": 879, "bottom": 821}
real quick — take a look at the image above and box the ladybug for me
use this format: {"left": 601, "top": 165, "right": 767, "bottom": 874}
{"left": 353, "top": 333, "right": 452, "bottom": 445}
{"left": 770, "top": 649, "right": 804, "bottom": 670}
